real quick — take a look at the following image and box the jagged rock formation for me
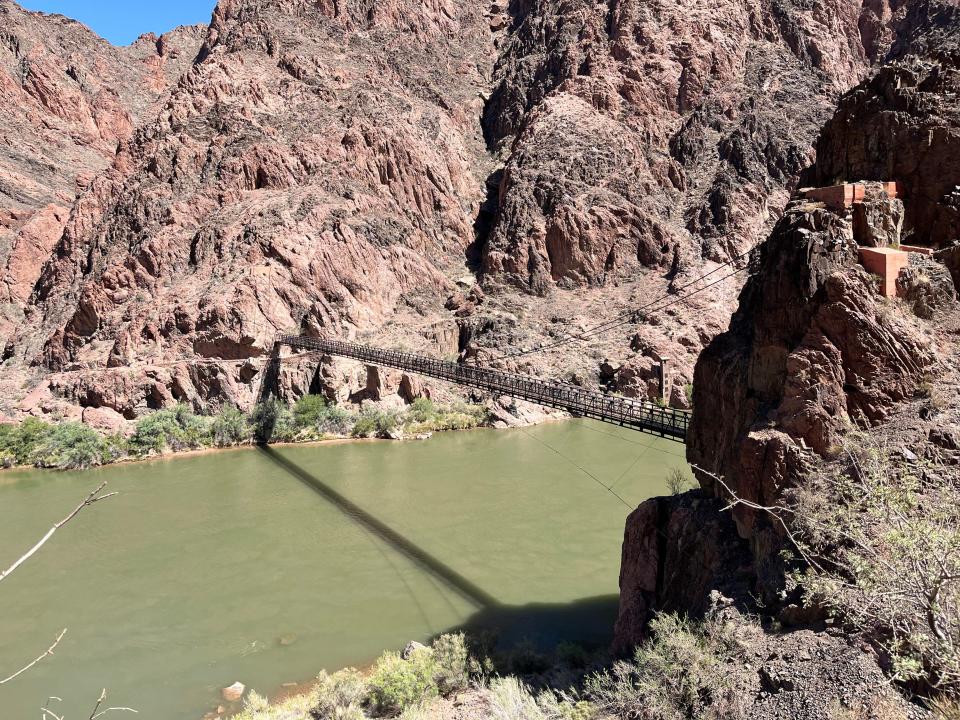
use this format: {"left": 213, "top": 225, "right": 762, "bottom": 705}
{"left": 0, "top": 0, "right": 945, "bottom": 424}
{"left": 2, "top": 0, "right": 495, "bottom": 418}
{"left": 479, "top": 0, "right": 912, "bottom": 294}
{"left": 614, "top": 4, "right": 960, "bottom": 653}
{"left": 808, "top": 0, "right": 960, "bottom": 254}
{"left": 0, "top": 0, "right": 204, "bottom": 338}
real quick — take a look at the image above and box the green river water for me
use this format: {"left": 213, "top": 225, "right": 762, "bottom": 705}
{"left": 0, "top": 420, "right": 688, "bottom": 718}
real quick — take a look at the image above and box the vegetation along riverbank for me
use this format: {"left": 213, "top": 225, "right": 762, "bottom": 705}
{"left": 0, "top": 397, "right": 489, "bottom": 471}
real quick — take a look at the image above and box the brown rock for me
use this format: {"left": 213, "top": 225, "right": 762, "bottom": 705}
{"left": 81, "top": 406, "right": 128, "bottom": 434}
{"left": 220, "top": 682, "right": 245, "bottom": 703}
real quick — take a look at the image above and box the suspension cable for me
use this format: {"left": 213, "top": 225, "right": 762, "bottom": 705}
{"left": 502, "top": 248, "right": 755, "bottom": 359}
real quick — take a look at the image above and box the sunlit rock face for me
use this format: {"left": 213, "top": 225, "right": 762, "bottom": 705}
{"left": 0, "top": 0, "right": 204, "bottom": 344}
{"left": 615, "top": 1, "right": 960, "bottom": 653}
{"left": 0, "top": 0, "right": 930, "bottom": 421}
{"left": 479, "top": 0, "right": 910, "bottom": 295}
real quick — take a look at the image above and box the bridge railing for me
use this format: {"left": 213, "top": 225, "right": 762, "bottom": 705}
{"left": 274, "top": 334, "right": 689, "bottom": 441}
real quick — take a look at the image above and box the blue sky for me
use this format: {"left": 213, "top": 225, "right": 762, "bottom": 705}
{"left": 19, "top": 1, "right": 217, "bottom": 46}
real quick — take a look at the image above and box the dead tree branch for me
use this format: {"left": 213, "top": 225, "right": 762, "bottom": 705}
{"left": 0, "top": 628, "right": 67, "bottom": 686}
{"left": 0, "top": 482, "right": 117, "bottom": 585}
{"left": 89, "top": 688, "right": 138, "bottom": 719}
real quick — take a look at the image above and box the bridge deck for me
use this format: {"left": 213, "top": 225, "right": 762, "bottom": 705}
{"left": 276, "top": 335, "right": 689, "bottom": 443}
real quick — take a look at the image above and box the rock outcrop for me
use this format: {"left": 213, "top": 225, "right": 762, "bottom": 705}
{"left": 615, "top": 6, "right": 960, "bottom": 651}
{"left": 0, "top": 1, "right": 204, "bottom": 345}
{"left": 480, "top": 0, "right": 913, "bottom": 295}
{"left": 807, "top": 0, "right": 960, "bottom": 251}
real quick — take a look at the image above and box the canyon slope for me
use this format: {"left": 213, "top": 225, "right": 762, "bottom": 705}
{"left": 614, "top": 3, "right": 960, "bottom": 711}
{"left": 0, "top": 0, "right": 934, "bottom": 425}
{"left": 0, "top": 0, "right": 204, "bottom": 338}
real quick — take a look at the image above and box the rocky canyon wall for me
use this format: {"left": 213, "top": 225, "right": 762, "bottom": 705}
{"left": 615, "top": 2, "right": 960, "bottom": 651}
{"left": 0, "top": 0, "right": 204, "bottom": 342}
{"left": 479, "top": 0, "right": 910, "bottom": 294}
{"left": 0, "top": 0, "right": 943, "bottom": 425}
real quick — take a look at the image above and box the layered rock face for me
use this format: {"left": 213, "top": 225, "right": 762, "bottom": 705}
{"left": 479, "top": 0, "right": 911, "bottom": 295}
{"left": 614, "top": 8, "right": 960, "bottom": 649}
{"left": 3, "top": 0, "right": 494, "bottom": 416}
{"left": 0, "top": 0, "right": 941, "bottom": 423}
{"left": 0, "top": 0, "right": 204, "bottom": 336}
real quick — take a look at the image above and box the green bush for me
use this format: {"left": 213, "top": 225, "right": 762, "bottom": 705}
{"left": 130, "top": 404, "right": 210, "bottom": 454}
{"left": 432, "top": 633, "right": 470, "bottom": 696}
{"left": 30, "top": 422, "right": 106, "bottom": 470}
{"left": 249, "top": 399, "right": 296, "bottom": 443}
{"left": 293, "top": 394, "right": 328, "bottom": 429}
{"left": 408, "top": 397, "right": 436, "bottom": 423}
{"left": 314, "top": 668, "right": 367, "bottom": 718}
{"left": 318, "top": 404, "right": 355, "bottom": 436}
{"left": 0, "top": 417, "right": 53, "bottom": 466}
{"left": 368, "top": 647, "right": 439, "bottom": 716}
{"left": 352, "top": 407, "right": 401, "bottom": 438}
{"left": 586, "top": 613, "right": 738, "bottom": 720}
{"left": 212, "top": 405, "right": 249, "bottom": 447}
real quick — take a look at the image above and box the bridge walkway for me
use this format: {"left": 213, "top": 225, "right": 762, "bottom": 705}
{"left": 275, "top": 334, "right": 689, "bottom": 443}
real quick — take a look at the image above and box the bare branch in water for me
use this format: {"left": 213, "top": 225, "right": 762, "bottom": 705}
{"left": 0, "top": 481, "right": 117, "bottom": 585}
{"left": 0, "top": 628, "right": 67, "bottom": 685}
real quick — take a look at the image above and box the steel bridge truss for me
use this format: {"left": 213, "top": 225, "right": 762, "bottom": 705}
{"left": 275, "top": 334, "right": 689, "bottom": 442}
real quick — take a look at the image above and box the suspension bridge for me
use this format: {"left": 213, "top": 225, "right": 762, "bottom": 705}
{"left": 273, "top": 334, "right": 691, "bottom": 442}
{"left": 266, "top": 250, "right": 760, "bottom": 444}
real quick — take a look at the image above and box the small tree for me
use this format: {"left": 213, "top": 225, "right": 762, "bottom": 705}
{"left": 293, "top": 395, "right": 328, "bottom": 429}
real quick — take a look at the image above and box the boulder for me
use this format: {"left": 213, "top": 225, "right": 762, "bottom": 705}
{"left": 81, "top": 406, "right": 128, "bottom": 434}
{"left": 401, "top": 641, "right": 428, "bottom": 660}
{"left": 221, "top": 682, "right": 245, "bottom": 703}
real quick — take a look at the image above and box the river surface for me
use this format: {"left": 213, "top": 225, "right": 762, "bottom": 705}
{"left": 0, "top": 420, "right": 689, "bottom": 718}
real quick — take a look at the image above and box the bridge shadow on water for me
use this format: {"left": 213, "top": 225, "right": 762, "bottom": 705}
{"left": 256, "top": 445, "right": 619, "bottom": 652}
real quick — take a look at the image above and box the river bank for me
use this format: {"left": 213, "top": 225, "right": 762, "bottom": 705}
{"left": 0, "top": 396, "right": 491, "bottom": 472}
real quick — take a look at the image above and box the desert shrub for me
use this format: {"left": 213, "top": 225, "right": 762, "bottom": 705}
{"left": 30, "top": 422, "right": 106, "bottom": 470}
{"left": 665, "top": 468, "right": 695, "bottom": 495}
{"left": 683, "top": 383, "right": 694, "bottom": 407}
{"left": 406, "top": 402, "right": 488, "bottom": 433}
{"left": 318, "top": 404, "right": 355, "bottom": 436}
{"left": 130, "top": 405, "right": 211, "bottom": 454}
{"left": 212, "top": 405, "right": 249, "bottom": 447}
{"left": 483, "top": 677, "right": 593, "bottom": 720}
{"left": 928, "top": 694, "right": 960, "bottom": 720}
{"left": 249, "top": 399, "right": 296, "bottom": 443}
{"left": 313, "top": 668, "right": 368, "bottom": 719}
{"left": 790, "top": 435, "right": 960, "bottom": 691}
{"left": 408, "top": 397, "right": 436, "bottom": 423}
{"left": 293, "top": 394, "right": 328, "bottom": 429}
{"left": 431, "top": 633, "right": 469, "bottom": 696}
{"left": 351, "top": 410, "right": 379, "bottom": 438}
{"left": 586, "top": 613, "right": 737, "bottom": 720}
{"left": 0, "top": 417, "right": 52, "bottom": 466}
{"left": 352, "top": 407, "right": 401, "bottom": 438}
{"left": 368, "top": 647, "right": 439, "bottom": 716}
